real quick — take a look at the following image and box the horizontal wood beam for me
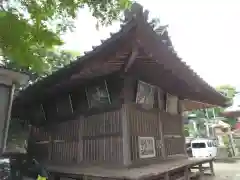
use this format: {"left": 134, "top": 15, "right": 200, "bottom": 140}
{"left": 164, "top": 135, "right": 182, "bottom": 138}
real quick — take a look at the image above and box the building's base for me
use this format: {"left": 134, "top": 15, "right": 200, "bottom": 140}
{"left": 47, "top": 157, "right": 215, "bottom": 180}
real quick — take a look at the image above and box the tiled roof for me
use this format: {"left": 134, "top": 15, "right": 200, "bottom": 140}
{"left": 13, "top": 2, "right": 228, "bottom": 109}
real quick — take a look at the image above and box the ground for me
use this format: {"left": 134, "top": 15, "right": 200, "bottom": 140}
{"left": 206, "top": 160, "right": 240, "bottom": 180}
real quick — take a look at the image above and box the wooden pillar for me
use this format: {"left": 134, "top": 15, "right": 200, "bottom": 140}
{"left": 48, "top": 135, "right": 52, "bottom": 161}
{"left": 121, "top": 75, "right": 136, "bottom": 103}
{"left": 209, "top": 160, "right": 215, "bottom": 176}
{"left": 53, "top": 174, "right": 60, "bottom": 180}
{"left": 158, "top": 88, "right": 166, "bottom": 159}
{"left": 164, "top": 172, "right": 170, "bottom": 180}
{"left": 120, "top": 75, "right": 135, "bottom": 166}
{"left": 198, "top": 164, "right": 204, "bottom": 180}
{"left": 179, "top": 98, "right": 188, "bottom": 157}
{"left": 158, "top": 112, "right": 166, "bottom": 159}
{"left": 121, "top": 104, "right": 131, "bottom": 166}
{"left": 184, "top": 166, "right": 190, "bottom": 180}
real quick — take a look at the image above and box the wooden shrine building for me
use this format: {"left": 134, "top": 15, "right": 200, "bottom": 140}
{"left": 12, "top": 3, "right": 228, "bottom": 180}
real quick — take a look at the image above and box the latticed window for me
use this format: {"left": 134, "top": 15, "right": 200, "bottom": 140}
{"left": 136, "top": 81, "right": 155, "bottom": 108}
{"left": 86, "top": 80, "right": 111, "bottom": 108}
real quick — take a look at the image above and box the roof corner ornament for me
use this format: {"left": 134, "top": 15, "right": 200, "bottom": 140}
{"left": 124, "top": 3, "right": 149, "bottom": 23}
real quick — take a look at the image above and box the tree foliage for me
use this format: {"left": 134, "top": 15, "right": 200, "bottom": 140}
{"left": 187, "top": 85, "right": 238, "bottom": 132}
{"left": 216, "top": 84, "right": 237, "bottom": 100}
{"left": 212, "top": 85, "right": 237, "bottom": 117}
{"left": 0, "top": 0, "right": 131, "bottom": 73}
{"left": 2, "top": 49, "right": 79, "bottom": 84}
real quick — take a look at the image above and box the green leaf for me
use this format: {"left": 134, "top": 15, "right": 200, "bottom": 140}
{"left": 1, "top": 0, "right": 132, "bottom": 73}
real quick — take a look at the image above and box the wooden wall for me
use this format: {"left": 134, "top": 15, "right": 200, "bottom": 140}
{"left": 29, "top": 109, "right": 123, "bottom": 166}
{"left": 28, "top": 74, "right": 186, "bottom": 167}
{"left": 127, "top": 104, "right": 163, "bottom": 165}
{"left": 25, "top": 72, "right": 123, "bottom": 127}
{"left": 127, "top": 104, "right": 185, "bottom": 166}
{"left": 161, "top": 112, "right": 185, "bottom": 157}
{"left": 82, "top": 110, "right": 123, "bottom": 165}
{"left": 28, "top": 126, "right": 50, "bottom": 162}
{"left": 50, "top": 119, "right": 82, "bottom": 164}
{"left": 29, "top": 104, "right": 185, "bottom": 167}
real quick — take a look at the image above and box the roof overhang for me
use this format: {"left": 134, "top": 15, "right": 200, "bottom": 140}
{"left": 133, "top": 16, "right": 228, "bottom": 107}
{"left": 221, "top": 105, "right": 240, "bottom": 117}
{"left": 0, "top": 67, "right": 29, "bottom": 86}
{"left": 181, "top": 99, "right": 218, "bottom": 111}
{"left": 221, "top": 111, "right": 240, "bottom": 118}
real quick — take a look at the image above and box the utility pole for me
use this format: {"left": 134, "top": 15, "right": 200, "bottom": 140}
{"left": 203, "top": 109, "right": 210, "bottom": 137}
{"left": 212, "top": 108, "right": 216, "bottom": 119}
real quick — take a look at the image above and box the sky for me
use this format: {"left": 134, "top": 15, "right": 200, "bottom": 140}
{"left": 62, "top": 0, "right": 240, "bottom": 89}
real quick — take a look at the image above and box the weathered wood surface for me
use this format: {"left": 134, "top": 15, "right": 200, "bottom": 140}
{"left": 30, "top": 109, "right": 123, "bottom": 165}
{"left": 29, "top": 104, "right": 186, "bottom": 167}
{"left": 128, "top": 104, "right": 163, "bottom": 163}
{"left": 126, "top": 104, "right": 185, "bottom": 166}
{"left": 46, "top": 157, "right": 214, "bottom": 180}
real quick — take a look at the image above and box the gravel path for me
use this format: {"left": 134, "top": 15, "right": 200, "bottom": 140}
{"left": 205, "top": 160, "right": 240, "bottom": 180}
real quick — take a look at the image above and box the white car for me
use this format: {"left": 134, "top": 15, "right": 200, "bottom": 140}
{"left": 191, "top": 138, "right": 217, "bottom": 158}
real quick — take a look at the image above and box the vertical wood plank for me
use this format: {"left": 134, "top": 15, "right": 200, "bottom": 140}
{"left": 158, "top": 88, "right": 166, "bottom": 160}
{"left": 179, "top": 98, "right": 188, "bottom": 157}
{"left": 164, "top": 172, "right": 170, "bottom": 180}
{"left": 209, "top": 160, "right": 215, "bottom": 176}
{"left": 184, "top": 166, "right": 190, "bottom": 180}
{"left": 121, "top": 104, "right": 131, "bottom": 166}
{"left": 199, "top": 164, "right": 204, "bottom": 180}
{"left": 48, "top": 134, "right": 52, "bottom": 161}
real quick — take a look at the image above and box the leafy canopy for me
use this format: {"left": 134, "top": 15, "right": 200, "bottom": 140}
{"left": 187, "top": 84, "right": 238, "bottom": 134}
{"left": 0, "top": 0, "right": 131, "bottom": 72}
{"left": 2, "top": 49, "right": 79, "bottom": 81}
{"left": 216, "top": 84, "right": 237, "bottom": 99}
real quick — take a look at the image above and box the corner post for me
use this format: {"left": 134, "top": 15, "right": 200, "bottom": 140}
{"left": 157, "top": 88, "right": 167, "bottom": 159}
{"left": 120, "top": 74, "right": 135, "bottom": 167}
{"left": 121, "top": 104, "right": 131, "bottom": 166}
{"left": 1, "top": 83, "right": 15, "bottom": 152}
{"left": 179, "top": 98, "right": 188, "bottom": 157}
{"left": 0, "top": 68, "right": 29, "bottom": 154}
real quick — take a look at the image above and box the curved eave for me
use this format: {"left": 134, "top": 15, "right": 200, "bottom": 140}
{"left": 181, "top": 100, "right": 218, "bottom": 111}
{"left": 221, "top": 110, "right": 240, "bottom": 118}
